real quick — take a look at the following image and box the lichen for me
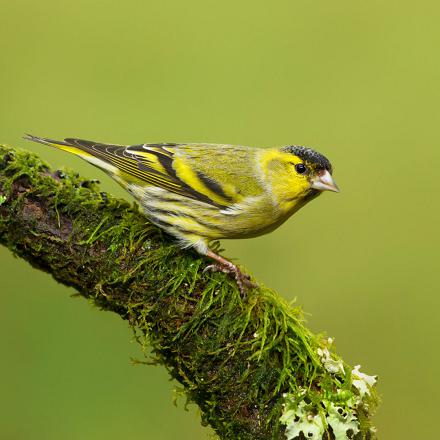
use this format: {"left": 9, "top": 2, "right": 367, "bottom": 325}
{"left": 280, "top": 340, "right": 378, "bottom": 439}
{"left": 0, "top": 145, "right": 379, "bottom": 439}
{"left": 351, "top": 365, "right": 377, "bottom": 398}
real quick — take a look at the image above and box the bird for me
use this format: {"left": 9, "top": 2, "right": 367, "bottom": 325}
{"left": 24, "top": 134, "right": 339, "bottom": 293}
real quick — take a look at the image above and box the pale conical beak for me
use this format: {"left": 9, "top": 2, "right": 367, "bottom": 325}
{"left": 311, "top": 170, "right": 340, "bottom": 193}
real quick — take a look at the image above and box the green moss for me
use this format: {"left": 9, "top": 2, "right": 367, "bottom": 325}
{"left": 0, "top": 145, "right": 379, "bottom": 439}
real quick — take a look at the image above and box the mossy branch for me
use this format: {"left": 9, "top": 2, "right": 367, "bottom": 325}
{"left": 0, "top": 145, "right": 378, "bottom": 440}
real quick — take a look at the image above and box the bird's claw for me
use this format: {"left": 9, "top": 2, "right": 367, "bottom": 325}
{"left": 204, "top": 262, "right": 256, "bottom": 295}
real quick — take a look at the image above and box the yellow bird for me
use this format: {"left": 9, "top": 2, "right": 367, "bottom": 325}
{"left": 24, "top": 135, "right": 339, "bottom": 292}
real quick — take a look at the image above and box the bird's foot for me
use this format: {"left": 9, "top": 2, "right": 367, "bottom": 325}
{"left": 204, "top": 261, "right": 256, "bottom": 295}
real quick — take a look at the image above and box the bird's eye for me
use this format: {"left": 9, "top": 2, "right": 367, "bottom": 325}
{"left": 295, "top": 163, "right": 307, "bottom": 174}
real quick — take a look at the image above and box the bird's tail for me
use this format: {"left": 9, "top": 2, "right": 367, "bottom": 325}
{"left": 23, "top": 134, "right": 131, "bottom": 182}
{"left": 23, "top": 134, "right": 94, "bottom": 159}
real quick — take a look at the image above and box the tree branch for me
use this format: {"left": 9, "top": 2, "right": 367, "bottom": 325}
{"left": 0, "top": 145, "right": 378, "bottom": 440}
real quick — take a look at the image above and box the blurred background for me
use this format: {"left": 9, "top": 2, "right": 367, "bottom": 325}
{"left": 1, "top": 0, "right": 438, "bottom": 438}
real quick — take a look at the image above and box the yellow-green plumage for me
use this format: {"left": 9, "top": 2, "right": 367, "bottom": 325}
{"left": 24, "top": 135, "right": 339, "bottom": 291}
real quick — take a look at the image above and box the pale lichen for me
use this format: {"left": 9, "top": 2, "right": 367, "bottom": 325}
{"left": 351, "top": 365, "right": 377, "bottom": 398}
{"left": 281, "top": 401, "right": 325, "bottom": 439}
{"left": 317, "top": 344, "right": 345, "bottom": 375}
{"left": 280, "top": 338, "right": 378, "bottom": 439}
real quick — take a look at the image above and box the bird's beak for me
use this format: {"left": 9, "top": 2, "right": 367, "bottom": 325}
{"left": 311, "top": 170, "right": 340, "bottom": 193}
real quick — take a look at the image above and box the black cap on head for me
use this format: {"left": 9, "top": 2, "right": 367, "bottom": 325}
{"left": 282, "top": 145, "right": 333, "bottom": 174}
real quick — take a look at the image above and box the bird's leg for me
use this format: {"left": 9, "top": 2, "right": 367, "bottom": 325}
{"left": 204, "top": 249, "right": 256, "bottom": 294}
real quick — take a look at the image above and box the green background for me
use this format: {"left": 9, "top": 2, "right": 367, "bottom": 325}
{"left": 1, "top": 1, "right": 438, "bottom": 439}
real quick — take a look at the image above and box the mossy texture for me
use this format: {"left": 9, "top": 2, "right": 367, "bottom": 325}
{"left": 0, "top": 145, "right": 379, "bottom": 439}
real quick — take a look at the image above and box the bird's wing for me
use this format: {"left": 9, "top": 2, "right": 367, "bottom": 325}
{"left": 126, "top": 142, "right": 241, "bottom": 208}
{"left": 24, "top": 136, "right": 262, "bottom": 209}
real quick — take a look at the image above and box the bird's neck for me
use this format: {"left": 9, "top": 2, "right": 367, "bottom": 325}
{"left": 277, "top": 189, "right": 321, "bottom": 217}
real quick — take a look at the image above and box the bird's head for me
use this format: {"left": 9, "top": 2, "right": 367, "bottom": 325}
{"left": 261, "top": 145, "right": 339, "bottom": 211}
{"left": 282, "top": 145, "right": 339, "bottom": 192}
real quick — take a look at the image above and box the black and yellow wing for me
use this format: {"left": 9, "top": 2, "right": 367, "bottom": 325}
{"left": 24, "top": 135, "right": 246, "bottom": 209}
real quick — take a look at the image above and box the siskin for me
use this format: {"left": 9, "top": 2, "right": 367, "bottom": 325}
{"left": 24, "top": 135, "right": 339, "bottom": 292}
